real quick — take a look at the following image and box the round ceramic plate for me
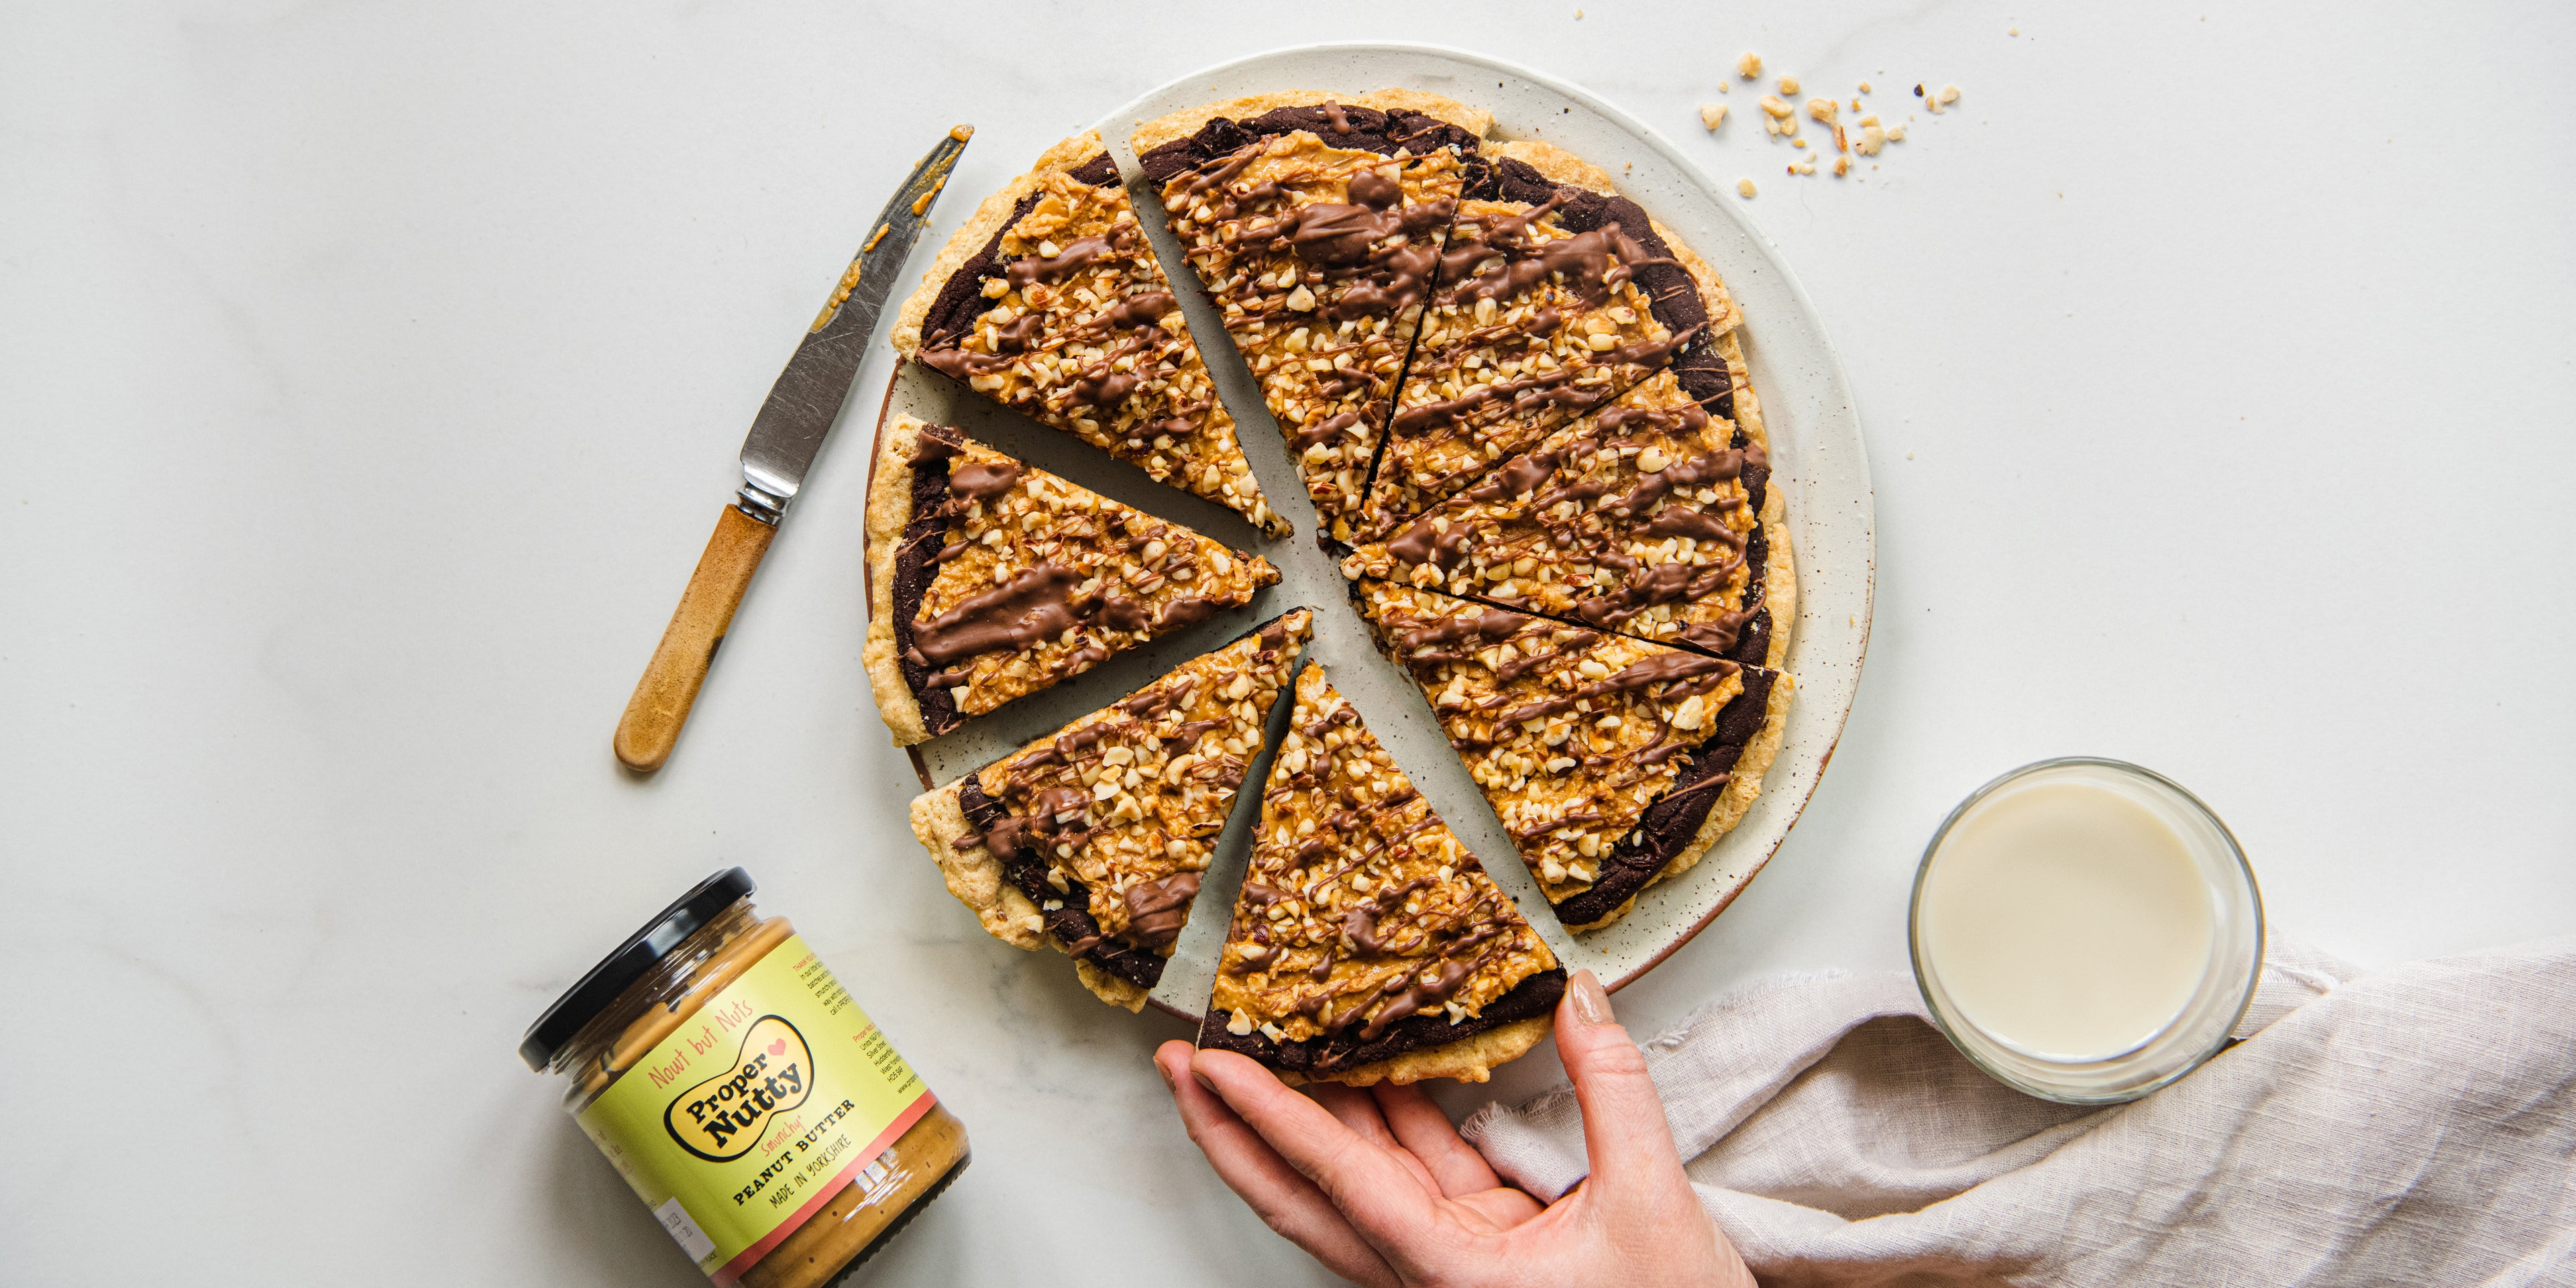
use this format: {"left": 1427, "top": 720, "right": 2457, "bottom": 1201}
{"left": 868, "top": 43, "right": 1874, "bottom": 1022}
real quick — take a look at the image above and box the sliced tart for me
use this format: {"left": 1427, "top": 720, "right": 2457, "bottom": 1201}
{"left": 1134, "top": 93, "right": 1487, "bottom": 542}
{"left": 1362, "top": 142, "right": 1742, "bottom": 538}
{"left": 1197, "top": 663, "right": 1564, "bottom": 1085}
{"left": 890, "top": 131, "right": 1286, "bottom": 536}
{"left": 1353, "top": 582, "right": 1792, "bottom": 932}
{"left": 1340, "top": 362, "right": 1794, "bottom": 668}
{"left": 908, "top": 609, "right": 1313, "bottom": 1010}
{"left": 864, "top": 417, "right": 1279, "bottom": 747}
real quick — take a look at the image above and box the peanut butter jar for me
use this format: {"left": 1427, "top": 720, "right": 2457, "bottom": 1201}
{"left": 523, "top": 869, "right": 968, "bottom": 1286}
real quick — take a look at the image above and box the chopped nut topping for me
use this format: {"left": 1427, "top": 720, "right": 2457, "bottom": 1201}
{"left": 1806, "top": 97, "right": 1838, "bottom": 125}
{"left": 1737, "top": 52, "right": 1762, "bottom": 78}
{"left": 1738, "top": 178, "right": 1758, "bottom": 198}
{"left": 1778, "top": 74, "right": 1801, "bottom": 96}
{"left": 1211, "top": 665, "right": 1557, "bottom": 1052}
{"left": 1699, "top": 102, "right": 1729, "bottom": 130}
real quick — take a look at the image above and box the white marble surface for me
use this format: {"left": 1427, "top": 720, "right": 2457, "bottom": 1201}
{"left": 4, "top": 3, "right": 2571, "bottom": 1285}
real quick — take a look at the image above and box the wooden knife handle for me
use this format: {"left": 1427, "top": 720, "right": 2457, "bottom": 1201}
{"left": 614, "top": 504, "right": 777, "bottom": 773}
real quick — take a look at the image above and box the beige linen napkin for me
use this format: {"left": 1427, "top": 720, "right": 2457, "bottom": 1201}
{"left": 1460, "top": 936, "right": 2576, "bottom": 1287}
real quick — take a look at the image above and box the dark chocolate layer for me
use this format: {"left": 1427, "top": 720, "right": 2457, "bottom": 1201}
{"left": 1196, "top": 967, "right": 1567, "bottom": 1075}
{"left": 1138, "top": 103, "right": 1484, "bottom": 187}
{"left": 1550, "top": 664, "right": 1778, "bottom": 926}
{"left": 1462, "top": 156, "right": 1731, "bottom": 420}
{"left": 892, "top": 424, "right": 967, "bottom": 737}
{"left": 916, "top": 152, "right": 1122, "bottom": 354}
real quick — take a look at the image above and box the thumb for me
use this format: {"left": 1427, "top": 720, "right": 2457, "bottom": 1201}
{"left": 1553, "top": 969, "right": 1688, "bottom": 1198}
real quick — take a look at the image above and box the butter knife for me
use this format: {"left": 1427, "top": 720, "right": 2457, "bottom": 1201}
{"left": 614, "top": 125, "right": 973, "bottom": 773}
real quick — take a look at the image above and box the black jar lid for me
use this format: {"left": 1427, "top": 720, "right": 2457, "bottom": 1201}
{"left": 519, "top": 867, "right": 755, "bottom": 1071}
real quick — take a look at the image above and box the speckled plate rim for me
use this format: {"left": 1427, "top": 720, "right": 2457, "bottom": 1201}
{"left": 867, "top": 42, "right": 1874, "bottom": 1023}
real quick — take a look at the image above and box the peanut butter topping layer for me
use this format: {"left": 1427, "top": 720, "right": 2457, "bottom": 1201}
{"left": 1155, "top": 127, "right": 1468, "bottom": 541}
{"left": 1354, "top": 581, "right": 1776, "bottom": 912}
{"left": 912, "top": 150, "right": 1283, "bottom": 535}
{"left": 893, "top": 421, "right": 1278, "bottom": 727}
{"left": 1209, "top": 664, "right": 1558, "bottom": 1065}
{"left": 1342, "top": 370, "right": 1770, "bottom": 657}
{"left": 951, "top": 610, "right": 1312, "bottom": 979}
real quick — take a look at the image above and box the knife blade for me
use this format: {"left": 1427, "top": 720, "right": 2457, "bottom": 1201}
{"left": 614, "top": 125, "right": 973, "bottom": 774}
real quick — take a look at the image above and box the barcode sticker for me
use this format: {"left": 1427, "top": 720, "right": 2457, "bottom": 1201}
{"left": 653, "top": 1197, "right": 716, "bottom": 1263}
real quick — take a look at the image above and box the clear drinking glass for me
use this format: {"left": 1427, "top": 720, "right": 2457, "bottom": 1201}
{"left": 1909, "top": 757, "right": 2264, "bottom": 1104}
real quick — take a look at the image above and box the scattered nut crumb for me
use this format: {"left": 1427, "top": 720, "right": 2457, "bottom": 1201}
{"left": 1792, "top": 138, "right": 1808, "bottom": 149}
{"left": 2009, "top": 27, "right": 2019, "bottom": 35}
{"left": 1939, "top": 85, "right": 1962, "bottom": 105}
{"left": 1806, "top": 97, "right": 1838, "bottom": 125}
{"left": 1699, "top": 102, "right": 1729, "bottom": 130}
{"left": 1858, "top": 80, "right": 1873, "bottom": 93}
{"left": 1779, "top": 74, "right": 1802, "bottom": 95}
{"left": 1886, "top": 123, "right": 1907, "bottom": 141}
{"left": 1760, "top": 95, "right": 1794, "bottom": 119}
{"left": 1833, "top": 156, "right": 1851, "bottom": 176}
{"left": 1737, "top": 52, "right": 1762, "bottom": 78}
{"left": 1737, "top": 178, "right": 1757, "bottom": 197}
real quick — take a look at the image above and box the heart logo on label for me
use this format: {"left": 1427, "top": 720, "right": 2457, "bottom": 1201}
{"left": 768, "top": 1038, "right": 788, "bottom": 1058}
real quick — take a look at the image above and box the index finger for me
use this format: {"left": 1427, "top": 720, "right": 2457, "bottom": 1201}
{"left": 1189, "top": 1049, "right": 1447, "bottom": 1248}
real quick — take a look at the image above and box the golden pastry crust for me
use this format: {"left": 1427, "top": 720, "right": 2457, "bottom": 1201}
{"left": 1130, "top": 89, "right": 1492, "bottom": 155}
{"left": 865, "top": 417, "right": 934, "bottom": 746}
{"left": 908, "top": 782, "right": 1046, "bottom": 949}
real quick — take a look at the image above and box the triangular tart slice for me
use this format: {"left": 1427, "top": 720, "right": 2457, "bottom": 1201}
{"left": 865, "top": 417, "right": 1281, "bottom": 746}
{"left": 1340, "top": 362, "right": 1794, "bottom": 669}
{"left": 1364, "top": 142, "right": 1743, "bottom": 537}
{"left": 891, "top": 131, "right": 1286, "bottom": 536}
{"left": 1353, "top": 581, "right": 1793, "bottom": 932}
{"left": 910, "top": 610, "right": 1313, "bottom": 1010}
{"left": 1135, "top": 93, "right": 1487, "bottom": 541}
{"left": 1197, "top": 663, "right": 1564, "bottom": 1085}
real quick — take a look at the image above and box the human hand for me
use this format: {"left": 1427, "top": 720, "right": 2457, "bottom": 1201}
{"left": 1155, "top": 969, "right": 1754, "bottom": 1288}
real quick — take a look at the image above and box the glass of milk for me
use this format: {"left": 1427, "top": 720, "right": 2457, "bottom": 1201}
{"left": 1909, "top": 757, "right": 2263, "bottom": 1104}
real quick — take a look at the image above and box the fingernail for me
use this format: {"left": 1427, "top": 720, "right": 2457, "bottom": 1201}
{"left": 1191, "top": 1069, "right": 1220, "bottom": 1095}
{"left": 1568, "top": 969, "right": 1613, "bottom": 1026}
{"left": 1155, "top": 1058, "right": 1176, "bottom": 1091}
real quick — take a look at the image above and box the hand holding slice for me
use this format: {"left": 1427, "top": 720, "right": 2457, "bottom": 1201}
{"left": 892, "top": 132, "right": 1285, "bottom": 535}
{"left": 1342, "top": 364, "right": 1794, "bottom": 668}
{"left": 865, "top": 417, "right": 1279, "bottom": 746}
{"left": 910, "top": 610, "right": 1313, "bottom": 1009}
{"left": 1364, "top": 142, "right": 1742, "bottom": 537}
{"left": 1198, "top": 663, "right": 1564, "bottom": 1084}
{"left": 1354, "top": 582, "right": 1792, "bottom": 931}
{"left": 1135, "top": 93, "right": 1487, "bottom": 542}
